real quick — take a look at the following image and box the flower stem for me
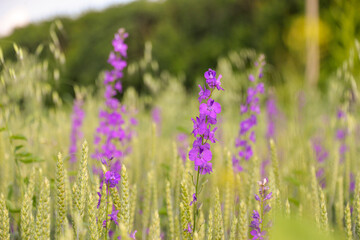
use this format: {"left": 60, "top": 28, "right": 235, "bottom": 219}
{"left": 105, "top": 184, "right": 109, "bottom": 240}
{"left": 193, "top": 169, "right": 200, "bottom": 236}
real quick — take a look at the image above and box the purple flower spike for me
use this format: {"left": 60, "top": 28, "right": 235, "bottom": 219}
{"left": 250, "top": 178, "right": 272, "bottom": 240}
{"left": 233, "top": 55, "right": 265, "bottom": 172}
{"left": 69, "top": 99, "right": 85, "bottom": 163}
{"left": 189, "top": 68, "right": 223, "bottom": 176}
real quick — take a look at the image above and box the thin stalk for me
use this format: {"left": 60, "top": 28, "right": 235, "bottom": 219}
{"left": 193, "top": 169, "right": 200, "bottom": 235}
{"left": 105, "top": 184, "right": 109, "bottom": 240}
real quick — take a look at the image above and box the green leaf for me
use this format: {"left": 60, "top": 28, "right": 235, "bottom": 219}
{"left": 15, "top": 152, "right": 32, "bottom": 158}
{"left": 0, "top": 127, "right": 6, "bottom": 132}
{"left": 10, "top": 134, "right": 27, "bottom": 141}
{"left": 18, "top": 157, "right": 44, "bottom": 164}
{"left": 6, "top": 200, "right": 20, "bottom": 213}
{"left": 14, "top": 145, "right": 24, "bottom": 152}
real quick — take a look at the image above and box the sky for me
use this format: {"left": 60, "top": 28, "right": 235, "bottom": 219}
{"left": 0, "top": 0, "right": 132, "bottom": 37}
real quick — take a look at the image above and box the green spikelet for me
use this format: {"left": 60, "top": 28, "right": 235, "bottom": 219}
{"left": 21, "top": 191, "right": 34, "bottom": 240}
{"left": 310, "top": 166, "right": 320, "bottom": 225}
{"left": 207, "top": 210, "right": 213, "bottom": 240}
{"left": 345, "top": 202, "right": 352, "bottom": 240}
{"left": 0, "top": 193, "right": 10, "bottom": 240}
{"left": 229, "top": 217, "right": 238, "bottom": 240}
{"left": 73, "top": 212, "right": 87, "bottom": 239}
{"left": 319, "top": 188, "right": 329, "bottom": 232}
{"left": 238, "top": 200, "right": 248, "bottom": 240}
{"left": 174, "top": 214, "right": 180, "bottom": 239}
{"left": 27, "top": 167, "right": 36, "bottom": 199}
{"left": 36, "top": 168, "right": 44, "bottom": 201}
{"left": 214, "top": 188, "right": 224, "bottom": 240}
{"left": 270, "top": 139, "right": 280, "bottom": 192}
{"left": 180, "top": 179, "right": 191, "bottom": 240}
{"left": 335, "top": 177, "right": 344, "bottom": 230}
{"left": 97, "top": 184, "right": 108, "bottom": 239}
{"left": 174, "top": 155, "right": 183, "bottom": 212}
{"left": 87, "top": 191, "right": 99, "bottom": 240}
{"left": 224, "top": 154, "right": 233, "bottom": 233}
{"left": 193, "top": 232, "right": 199, "bottom": 240}
{"left": 64, "top": 169, "right": 72, "bottom": 215}
{"left": 142, "top": 172, "right": 152, "bottom": 233}
{"left": 198, "top": 210, "right": 205, "bottom": 240}
{"left": 110, "top": 186, "right": 121, "bottom": 219}
{"left": 344, "top": 152, "right": 350, "bottom": 202}
{"left": 56, "top": 152, "right": 66, "bottom": 238}
{"left": 119, "top": 223, "right": 131, "bottom": 240}
{"left": 285, "top": 199, "right": 290, "bottom": 217}
{"left": 149, "top": 210, "right": 161, "bottom": 240}
{"left": 76, "top": 141, "right": 89, "bottom": 218}
{"left": 330, "top": 150, "right": 339, "bottom": 207}
{"left": 355, "top": 174, "right": 360, "bottom": 238}
{"left": 130, "top": 184, "right": 137, "bottom": 231}
{"left": 35, "top": 177, "right": 50, "bottom": 240}
{"left": 120, "top": 165, "right": 130, "bottom": 231}
{"left": 166, "top": 180, "right": 175, "bottom": 239}
{"left": 59, "top": 222, "right": 74, "bottom": 240}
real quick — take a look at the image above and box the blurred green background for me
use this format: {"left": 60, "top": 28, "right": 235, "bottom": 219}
{"left": 1, "top": 0, "right": 359, "bottom": 102}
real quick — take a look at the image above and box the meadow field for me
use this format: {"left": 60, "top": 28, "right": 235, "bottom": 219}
{"left": 1, "top": 2, "right": 360, "bottom": 239}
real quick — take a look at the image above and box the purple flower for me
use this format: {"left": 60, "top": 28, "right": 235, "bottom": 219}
{"left": 105, "top": 171, "right": 121, "bottom": 188}
{"left": 337, "top": 109, "right": 345, "bottom": 119}
{"left": 233, "top": 56, "right": 265, "bottom": 172}
{"left": 97, "top": 192, "right": 102, "bottom": 208}
{"left": 249, "top": 74, "right": 255, "bottom": 82}
{"left": 130, "top": 230, "right": 137, "bottom": 239}
{"left": 176, "top": 133, "right": 189, "bottom": 162}
{"left": 250, "top": 177, "right": 272, "bottom": 240}
{"left": 191, "top": 117, "right": 207, "bottom": 137}
{"left": 336, "top": 129, "right": 347, "bottom": 140}
{"left": 198, "top": 85, "right": 211, "bottom": 102}
{"left": 204, "top": 68, "right": 224, "bottom": 90}
{"left": 112, "top": 28, "right": 128, "bottom": 57}
{"left": 69, "top": 99, "right": 85, "bottom": 163}
{"left": 250, "top": 229, "right": 267, "bottom": 240}
{"left": 94, "top": 28, "right": 137, "bottom": 185}
{"left": 199, "top": 99, "right": 221, "bottom": 119}
{"left": 108, "top": 209, "right": 119, "bottom": 224}
{"left": 184, "top": 223, "right": 192, "bottom": 234}
{"left": 189, "top": 67, "right": 222, "bottom": 214}
{"left": 188, "top": 148, "right": 212, "bottom": 174}
{"left": 190, "top": 193, "right": 197, "bottom": 206}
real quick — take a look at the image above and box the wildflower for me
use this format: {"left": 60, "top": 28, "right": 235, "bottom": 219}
{"left": 93, "top": 28, "right": 136, "bottom": 169}
{"left": 176, "top": 133, "right": 189, "bottom": 162}
{"left": 250, "top": 177, "right": 272, "bottom": 240}
{"left": 105, "top": 171, "right": 121, "bottom": 188}
{"left": 69, "top": 99, "right": 85, "bottom": 163}
{"left": 199, "top": 99, "right": 221, "bottom": 119}
{"left": 198, "top": 84, "right": 211, "bottom": 102}
{"left": 108, "top": 209, "right": 119, "bottom": 225}
{"left": 184, "top": 223, "right": 193, "bottom": 234}
{"left": 189, "top": 79, "right": 222, "bottom": 174}
{"left": 233, "top": 55, "right": 265, "bottom": 172}
{"left": 130, "top": 230, "right": 137, "bottom": 239}
{"left": 188, "top": 68, "right": 223, "bottom": 234}
{"left": 190, "top": 193, "right": 197, "bottom": 206}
